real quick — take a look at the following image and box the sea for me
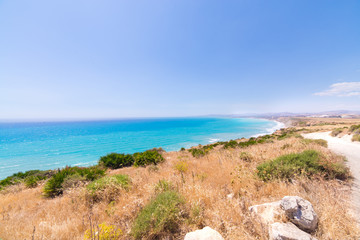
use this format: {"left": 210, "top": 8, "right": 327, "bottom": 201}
{"left": 0, "top": 117, "right": 283, "bottom": 179}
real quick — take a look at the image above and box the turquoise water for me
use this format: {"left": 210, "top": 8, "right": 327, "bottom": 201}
{"left": 0, "top": 118, "right": 281, "bottom": 179}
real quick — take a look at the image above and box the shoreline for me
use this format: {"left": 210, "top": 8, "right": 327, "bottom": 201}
{"left": 0, "top": 118, "right": 282, "bottom": 180}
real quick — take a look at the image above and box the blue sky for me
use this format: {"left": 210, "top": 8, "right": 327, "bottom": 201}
{"left": 1, "top": 0, "right": 360, "bottom": 119}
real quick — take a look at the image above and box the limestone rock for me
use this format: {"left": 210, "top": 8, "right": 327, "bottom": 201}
{"left": 270, "top": 222, "right": 317, "bottom": 240}
{"left": 249, "top": 201, "right": 284, "bottom": 225}
{"left": 184, "top": 226, "right": 224, "bottom": 240}
{"left": 280, "top": 196, "right": 318, "bottom": 232}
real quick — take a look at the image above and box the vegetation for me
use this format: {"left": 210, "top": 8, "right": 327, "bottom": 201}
{"left": 239, "top": 151, "right": 253, "bottom": 162}
{"left": 83, "top": 223, "right": 122, "bottom": 240}
{"left": 188, "top": 145, "right": 214, "bottom": 158}
{"left": 99, "top": 149, "right": 164, "bottom": 169}
{"left": 86, "top": 174, "right": 131, "bottom": 202}
{"left": 154, "top": 180, "right": 175, "bottom": 193}
{"left": 188, "top": 135, "right": 275, "bottom": 158}
{"left": 99, "top": 153, "right": 134, "bottom": 169}
{"left": 349, "top": 124, "right": 360, "bottom": 134}
{"left": 331, "top": 128, "right": 344, "bottom": 137}
{"left": 133, "top": 149, "right": 164, "bottom": 167}
{"left": 352, "top": 134, "right": 360, "bottom": 142}
{"left": 2, "top": 118, "right": 360, "bottom": 239}
{"left": 257, "top": 150, "right": 349, "bottom": 181}
{"left": 0, "top": 170, "right": 53, "bottom": 190}
{"left": 302, "top": 138, "right": 328, "bottom": 147}
{"left": 131, "top": 191, "right": 185, "bottom": 239}
{"left": 43, "top": 166, "right": 105, "bottom": 198}
{"left": 277, "top": 128, "right": 304, "bottom": 140}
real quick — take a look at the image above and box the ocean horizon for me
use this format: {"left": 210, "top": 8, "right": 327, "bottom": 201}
{"left": 0, "top": 117, "right": 283, "bottom": 179}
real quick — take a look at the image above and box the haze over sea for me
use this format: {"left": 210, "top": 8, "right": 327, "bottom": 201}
{"left": 0, "top": 117, "right": 282, "bottom": 179}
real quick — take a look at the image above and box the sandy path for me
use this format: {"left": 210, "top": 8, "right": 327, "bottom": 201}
{"left": 304, "top": 131, "right": 360, "bottom": 221}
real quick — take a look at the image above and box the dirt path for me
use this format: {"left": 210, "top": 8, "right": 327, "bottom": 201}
{"left": 304, "top": 131, "right": 360, "bottom": 222}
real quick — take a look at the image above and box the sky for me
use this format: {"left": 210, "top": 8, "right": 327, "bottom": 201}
{"left": 1, "top": 0, "right": 360, "bottom": 119}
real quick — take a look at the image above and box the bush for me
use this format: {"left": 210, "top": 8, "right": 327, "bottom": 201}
{"left": 99, "top": 149, "right": 164, "bottom": 169}
{"left": 257, "top": 150, "right": 349, "bottom": 181}
{"left": 99, "top": 153, "right": 134, "bottom": 169}
{"left": 131, "top": 191, "right": 185, "bottom": 239}
{"left": 84, "top": 223, "right": 122, "bottom": 240}
{"left": 43, "top": 166, "right": 105, "bottom": 198}
{"left": 349, "top": 124, "right": 360, "bottom": 133}
{"left": 302, "top": 139, "right": 328, "bottom": 148}
{"left": 224, "top": 140, "right": 238, "bottom": 149}
{"left": 25, "top": 176, "right": 39, "bottom": 188}
{"left": 331, "top": 128, "right": 344, "bottom": 137}
{"left": 277, "top": 128, "right": 304, "bottom": 140}
{"left": 239, "top": 152, "right": 253, "bottom": 162}
{"left": 0, "top": 170, "right": 53, "bottom": 190}
{"left": 188, "top": 148, "right": 206, "bottom": 158}
{"left": 352, "top": 134, "right": 360, "bottom": 142}
{"left": 62, "top": 173, "right": 87, "bottom": 189}
{"left": 133, "top": 149, "right": 164, "bottom": 167}
{"left": 86, "top": 174, "right": 131, "bottom": 202}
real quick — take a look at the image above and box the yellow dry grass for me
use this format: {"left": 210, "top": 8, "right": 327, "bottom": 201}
{"left": 0, "top": 120, "right": 360, "bottom": 239}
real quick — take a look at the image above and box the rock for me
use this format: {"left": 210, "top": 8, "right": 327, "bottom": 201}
{"left": 184, "top": 226, "right": 224, "bottom": 240}
{"left": 249, "top": 201, "right": 284, "bottom": 225}
{"left": 270, "top": 222, "right": 317, "bottom": 240}
{"left": 226, "top": 193, "right": 234, "bottom": 199}
{"left": 280, "top": 196, "right": 318, "bottom": 232}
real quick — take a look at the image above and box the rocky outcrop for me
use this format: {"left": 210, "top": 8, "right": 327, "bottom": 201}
{"left": 270, "top": 222, "right": 317, "bottom": 240}
{"left": 249, "top": 196, "right": 318, "bottom": 240}
{"left": 280, "top": 196, "right": 318, "bottom": 232}
{"left": 184, "top": 226, "right": 224, "bottom": 240}
{"left": 249, "top": 201, "right": 284, "bottom": 225}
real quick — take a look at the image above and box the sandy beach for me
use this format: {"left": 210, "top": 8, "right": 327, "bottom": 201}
{"left": 304, "top": 131, "right": 360, "bottom": 221}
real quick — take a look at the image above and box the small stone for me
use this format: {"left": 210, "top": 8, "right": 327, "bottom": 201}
{"left": 184, "top": 226, "right": 224, "bottom": 240}
{"left": 227, "top": 193, "right": 234, "bottom": 199}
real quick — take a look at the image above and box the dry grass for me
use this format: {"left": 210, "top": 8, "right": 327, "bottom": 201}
{"left": 0, "top": 120, "right": 360, "bottom": 239}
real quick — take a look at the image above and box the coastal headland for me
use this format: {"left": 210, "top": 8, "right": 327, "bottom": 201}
{"left": 1, "top": 117, "right": 360, "bottom": 239}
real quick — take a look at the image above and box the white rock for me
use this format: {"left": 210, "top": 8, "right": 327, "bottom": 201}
{"left": 184, "top": 226, "right": 224, "bottom": 240}
{"left": 226, "top": 193, "right": 234, "bottom": 199}
{"left": 270, "top": 222, "right": 317, "bottom": 240}
{"left": 280, "top": 196, "right": 318, "bottom": 232}
{"left": 249, "top": 201, "right": 284, "bottom": 225}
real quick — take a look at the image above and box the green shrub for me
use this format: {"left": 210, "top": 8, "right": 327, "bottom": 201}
{"left": 257, "top": 150, "right": 349, "bottom": 181}
{"left": 43, "top": 166, "right": 105, "bottom": 198}
{"left": 188, "top": 148, "right": 206, "bottom": 158}
{"left": 99, "top": 153, "right": 134, "bottom": 169}
{"left": 25, "top": 176, "right": 39, "bottom": 188}
{"left": 352, "top": 134, "right": 360, "bottom": 142}
{"left": 133, "top": 149, "right": 164, "bottom": 167}
{"left": 331, "top": 128, "right": 344, "bottom": 137}
{"left": 302, "top": 139, "right": 328, "bottom": 148}
{"left": 224, "top": 140, "right": 238, "bottom": 149}
{"left": 131, "top": 191, "right": 185, "bottom": 239}
{"left": 0, "top": 170, "right": 53, "bottom": 191}
{"left": 349, "top": 124, "right": 360, "bottom": 133}
{"left": 86, "top": 174, "right": 130, "bottom": 202}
